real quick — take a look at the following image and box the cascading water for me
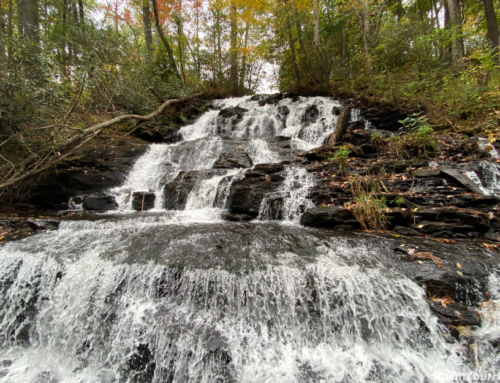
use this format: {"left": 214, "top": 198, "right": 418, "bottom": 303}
{"left": 1, "top": 95, "right": 500, "bottom": 383}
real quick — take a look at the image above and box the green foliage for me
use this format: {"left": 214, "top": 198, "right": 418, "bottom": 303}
{"left": 329, "top": 145, "right": 350, "bottom": 174}
{"left": 395, "top": 197, "right": 406, "bottom": 206}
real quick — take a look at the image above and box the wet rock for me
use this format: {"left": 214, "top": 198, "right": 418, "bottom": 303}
{"left": 226, "top": 166, "right": 285, "bottom": 217}
{"left": 277, "top": 105, "right": 290, "bottom": 117}
{"left": 214, "top": 152, "right": 253, "bottom": 169}
{"left": 126, "top": 344, "right": 156, "bottom": 383}
{"left": 300, "top": 206, "right": 360, "bottom": 229}
{"left": 252, "top": 163, "right": 285, "bottom": 174}
{"left": 440, "top": 168, "right": 486, "bottom": 195}
{"left": 164, "top": 169, "right": 226, "bottom": 210}
{"left": 427, "top": 301, "right": 481, "bottom": 327}
{"left": 221, "top": 212, "right": 254, "bottom": 222}
{"left": 82, "top": 196, "right": 118, "bottom": 211}
{"left": 132, "top": 192, "right": 156, "bottom": 211}
{"left": 394, "top": 226, "right": 420, "bottom": 236}
{"left": 484, "top": 232, "right": 500, "bottom": 242}
{"left": 33, "top": 371, "right": 58, "bottom": 383}
{"left": 332, "top": 106, "right": 341, "bottom": 115}
{"left": 27, "top": 137, "right": 147, "bottom": 210}
{"left": 412, "top": 208, "right": 490, "bottom": 233}
{"left": 27, "top": 218, "right": 60, "bottom": 231}
{"left": 219, "top": 106, "right": 248, "bottom": 120}
{"left": 301, "top": 105, "right": 320, "bottom": 125}
{"left": 412, "top": 169, "right": 441, "bottom": 177}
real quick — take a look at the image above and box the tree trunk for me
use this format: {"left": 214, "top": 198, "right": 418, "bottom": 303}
{"left": 286, "top": 17, "right": 301, "bottom": 90}
{"left": 142, "top": 0, "right": 153, "bottom": 62}
{"left": 8, "top": 0, "right": 13, "bottom": 37}
{"left": 446, "top": 0, "right": 465, "bottom": 68}
{"left": 229, "top": 1, "right": 238, "bottom": 96}
{"left": 152, "top": 0, "right": 182, "bottom": 82}
{"left": 482, "top": 0, "right": 499, "bottom": 55}
{"left": 78, "top": 0, "right": 84, "bottom": 22}
{"left": 17, "top": 0, "right": 39, "bottom": 41}
{"left": 313, "top": 0, "right": 320, "bottom": 46}
{"left": 174, "top": 12, "right": 186, "bottom": 84}
{"left": 239, "top": 24, "right": 249, "bottom": 91}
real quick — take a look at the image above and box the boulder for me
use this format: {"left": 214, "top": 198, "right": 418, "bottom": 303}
{"left": 82, "top": 196, "right": 117, "bottom": 211}
{"left": 213, "top": 152, "right": 253, "bottom": 169}
{"left": 300, "top": 206, "right": 360, "bottom": 229}
{"left": 132, "top": 192, "right": 156, "bottom": 211}
{"left": 484, "top": 232, "right": 500, "bottom": 242}
{"left": 164, "top": 169, "right": 226, "bottom": 210}
{"left": 219, "top": 106, "right": 248, "bottom": 120}
{"left": 27, "top": 218, "right": 60, "bottom": 231}
{"left": 226, "top": 171, "right": 285, "bottom": 217}
{"left": 440, "top": 168, "right": 486, "bottom": 195}
{"left": 427, "top": 301, "right": 481, "bottom": 327}
{"left": 301, "top": 105, "right": 320, "bottom": 125}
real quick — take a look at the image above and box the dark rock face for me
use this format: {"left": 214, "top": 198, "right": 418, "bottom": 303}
{"left": 132, "top": 192, "right": 156, "bottom": 211}
{"left": 427, "top": 301, "right": 482, "bottom": 327}
{"left": 300, "top": 207, "right": 360, "bottom": 229}
{"left": 26, "top": 137, "right": 147, "bottom": 211}
{"left": 219, "top": 106, "right": 248, "bottom": 121}
{"left": 394, "top": 226, "right": 420, "bottom": 236}
{"left": 164, "top": 169, "right": 226, "bottom": 210}
{"left": 82, "top": 196, "right": 118, "bottom": 212}
{"left": 214, "top": 152, "right": 253, "bottom": 169}
{"left": 221, "top": 212, "right": 254, "bottom": 222}
{"left": 226, "top": 165, "right": 285, "bottom": 217}
{"left": 440, "top": 168, "right": 486, "bottom": 195}
{"left": 301, "top": 105, "right": 320, "bottom": 125}
{"left": 27, "top": 218, "right": 60, "bottom": 231}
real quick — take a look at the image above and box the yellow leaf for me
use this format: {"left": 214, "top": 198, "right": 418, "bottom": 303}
{"left": 457, "top": 262, "right": 461, "bottom": 268}
{"left": 418, "top": 225, "right": 424, "bottom": 228}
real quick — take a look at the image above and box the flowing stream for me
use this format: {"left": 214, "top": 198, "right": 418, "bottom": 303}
{"left": 0, "top": 96, "right": 499, "bottom": 382}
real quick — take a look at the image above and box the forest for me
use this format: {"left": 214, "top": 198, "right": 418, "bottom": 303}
{"left": 0, "top": 0, "right": 499, "bottom": 201}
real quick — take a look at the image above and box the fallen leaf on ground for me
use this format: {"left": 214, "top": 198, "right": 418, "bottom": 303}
{"left": 412, "top": 252, "right": 445, "bottom": 267}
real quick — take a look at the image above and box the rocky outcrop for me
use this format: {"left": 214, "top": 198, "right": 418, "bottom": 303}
{"left": 300, "top": 207, "right": 360, "bottom": 229}
{"left": 226, "top": 165, "right": 285, "bottom": 218}
{"left": 219, "top": 106, "right": 248, "bottom": 121}
{"left": 82, "top": 196, "right": 118, "bottom": 211}
{"left": 164, "top": 169, "right": 226, "bottom": 210}
{"left": 132, "top": 192, "right": 156, "bottom": 211}
{"left": 213, "top": 152, "right": 253, "bottom": 169}
{"left": 25, "top": 136, "right": 147, "bottom": 211}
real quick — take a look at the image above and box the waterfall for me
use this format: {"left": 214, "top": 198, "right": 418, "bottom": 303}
{"left": 0, "top": 220, "right": 486, "bottom": 383}
{"left": 2, "top": 95, "right": 499, "bottom": 382}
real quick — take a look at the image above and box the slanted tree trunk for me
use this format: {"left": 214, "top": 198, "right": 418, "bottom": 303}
{"left": 17, "top": 0, "right": 39, "bottom": 41}
{"left": 482, "top": 0, "right": 499, "bottom": 56}
{"left": 446, "top": 0, "right": 465, "bottom": 68}
{"left": 229, "top": 1, "right": 238, "bottom": 96}
{"left": 142, "top": 0, "right": 153, "bottom": 62}
{"left": 151, "top": 0, "right": 182, "bottom": 82}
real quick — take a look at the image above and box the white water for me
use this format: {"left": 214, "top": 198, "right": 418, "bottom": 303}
{"left": 0, "top": 220, "right": 491, "bottom": 383}
{"left": 464, "top": 162, "right": 500, "bottom": 197}
{"left": 1, "top": 96, "right": 500, "bottom": 382}
{"left": 107, "top": 96, "right": 344, "bottom": 219}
